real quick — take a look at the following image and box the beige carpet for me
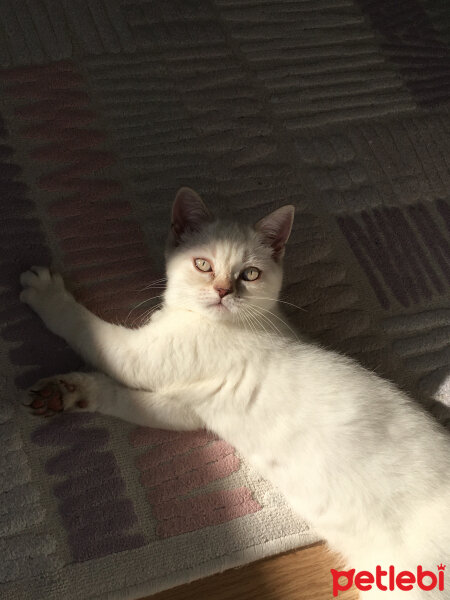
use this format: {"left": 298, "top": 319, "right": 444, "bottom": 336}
{"left": 0, "top": 0, "right": 449, "bottom": 598}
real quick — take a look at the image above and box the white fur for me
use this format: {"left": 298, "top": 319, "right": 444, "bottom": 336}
{"left": 20, "top": 208, "right": 450, "bottom": 599}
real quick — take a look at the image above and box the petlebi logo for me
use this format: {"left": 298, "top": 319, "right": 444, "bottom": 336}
{"left": 331, "top": 564, "right": 446, "bottom": 596}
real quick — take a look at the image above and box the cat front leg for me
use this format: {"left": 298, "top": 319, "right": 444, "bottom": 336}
{"left": 20, "top": 267, "right": 151, "bottom": 389}
{"left": 26, "top": 371, "right": 203, "bottom": 430}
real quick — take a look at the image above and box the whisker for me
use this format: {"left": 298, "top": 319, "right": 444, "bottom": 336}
{"left": 125, "top": 294, "right": 165, "bottom": 326}
{"left": 243, "top": 303, "right": 276, "bottom": 338}
{"left": 134, "top": 285, "right": 167, "bottom": 293}
{"left": 238, "top": 306, "right": 249, "bottom": 332}
{"left": 242, "top": 306, "right": 260, "bottom": 337}
{"left": 245, "top": 302, "right": 299, "bottom": 340}
{"left": 132, "top": 302, "right": 163, "bottom": 327}
{"left": 237, "top": 302, "right": 255, "bottom": 335}
{"left": 251, "top": 296, "right": 307, "bottom": 313}
{"left": 255, "top": 305, "right": 299, "bottom": 340}
{"left": 245, "top": 304, "right": 282, "bottom": 338}
{"left": 243, "top": 304, "right": 270, "bottom": 336}
{"left": 243, "top": 306, "right": 260, "bottom": 337}
{"left": 142, "top": 277, "right": 167, "bottom": 284}
{"left": 134, "top": 278, "right": 167, "bottom": 292}
{"left": 131, "top": 307, "right": 151, "bottom": 328}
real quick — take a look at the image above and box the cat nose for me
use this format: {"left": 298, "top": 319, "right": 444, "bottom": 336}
{"left": 215, "top": 286, "right": 232, "bottom": 298}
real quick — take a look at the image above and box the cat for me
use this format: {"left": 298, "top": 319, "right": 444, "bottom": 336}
{"left": 20, "top": 187, "right": 450, "bottom": 599}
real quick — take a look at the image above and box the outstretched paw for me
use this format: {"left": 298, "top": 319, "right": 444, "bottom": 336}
{"left": 19, "top": 267, "right": 74, "bottom": 330}
{"left": 25, "top": 375, "right": 94, "bottom": 417}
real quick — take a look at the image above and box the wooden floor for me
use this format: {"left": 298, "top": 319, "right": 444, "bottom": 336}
{"left": 143, "top": 542, "right": 359, "bottom": 600}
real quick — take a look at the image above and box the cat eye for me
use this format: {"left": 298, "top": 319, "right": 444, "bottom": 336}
{"left": 241, "top": 267, "right": 260, "bottom": 281}
{"left": 194, "top": 258, "right": 212, "bottom": 272}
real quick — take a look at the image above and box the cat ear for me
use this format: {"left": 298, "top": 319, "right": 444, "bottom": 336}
{"left": 171, "top": 187, "right": 213, "bottom": 244}
{"left": 254, "top": 205, "right": 295, "bottom": 260}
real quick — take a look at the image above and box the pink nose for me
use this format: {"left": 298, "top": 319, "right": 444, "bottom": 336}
{"left": 215, "top": 287, "right": 232, "bottom": 298}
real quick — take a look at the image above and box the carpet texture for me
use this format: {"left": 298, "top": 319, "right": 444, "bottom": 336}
{"left": 0, "top": 1, "right": 449, "bottom": 599}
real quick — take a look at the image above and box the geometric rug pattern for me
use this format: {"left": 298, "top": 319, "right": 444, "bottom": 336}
{"left": 0, "top": 1, "right": 449, "bottom": 598}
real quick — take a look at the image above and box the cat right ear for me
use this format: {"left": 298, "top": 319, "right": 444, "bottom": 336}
{"left": 170, "top": 187, "right": 213, "bottom": 245}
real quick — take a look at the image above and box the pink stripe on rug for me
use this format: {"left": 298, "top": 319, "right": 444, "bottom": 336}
{"left": 136, "top": 431, "right": 216, "bottom": 470}
{"left": 130, "top": 427, "right": 217, "bottom": 448}
{"left": 146, "top": 453, "right": 241, "bottom": 503}
{"left": 2, "top": 60, "right": 162, "bottom": 326}
{"left": 132, "top": 428, "right": 262, "bottom": 539}
{"left": 140, "top": 440, "right": 235, "bottom": 486}
{"left": 155, "top": 487, "right": 262, "bottom": 539}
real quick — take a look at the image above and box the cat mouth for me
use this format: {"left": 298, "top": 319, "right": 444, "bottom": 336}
{"left": 210, "top": 300, "right": 229, "bottom": 311}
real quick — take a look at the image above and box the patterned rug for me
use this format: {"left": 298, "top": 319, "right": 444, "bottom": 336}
{"left": 1, "top": 1, "right": 449, "bottom": 599}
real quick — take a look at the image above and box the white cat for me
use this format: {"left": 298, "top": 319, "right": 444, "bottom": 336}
{"left": 20, "top": 188, "right": 450, "bottom": 599}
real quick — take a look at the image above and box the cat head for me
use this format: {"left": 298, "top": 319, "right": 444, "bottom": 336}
{"left": 164, "top": 187, "right": 294, "bottom": 323}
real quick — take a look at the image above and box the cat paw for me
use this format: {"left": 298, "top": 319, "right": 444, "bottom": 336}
{"left": 20, "top": 267, "right": 72, "bottom": 319}
{"left": 25, "top": 374, "right": 96, "bottom": 417}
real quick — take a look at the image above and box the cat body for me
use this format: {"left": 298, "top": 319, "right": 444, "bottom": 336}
{"left": 142, "top": 306, "right": 450, "bottom": 575}
{"left": 20, "top": 188, "right": 450, "bottom": 598}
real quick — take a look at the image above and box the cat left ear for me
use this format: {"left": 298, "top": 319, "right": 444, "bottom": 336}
{"left": 171, "top": 187, "right": 213, "bottom": 244}
{"left": 254, "top": 205, "right": 295, "bottom": 260}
